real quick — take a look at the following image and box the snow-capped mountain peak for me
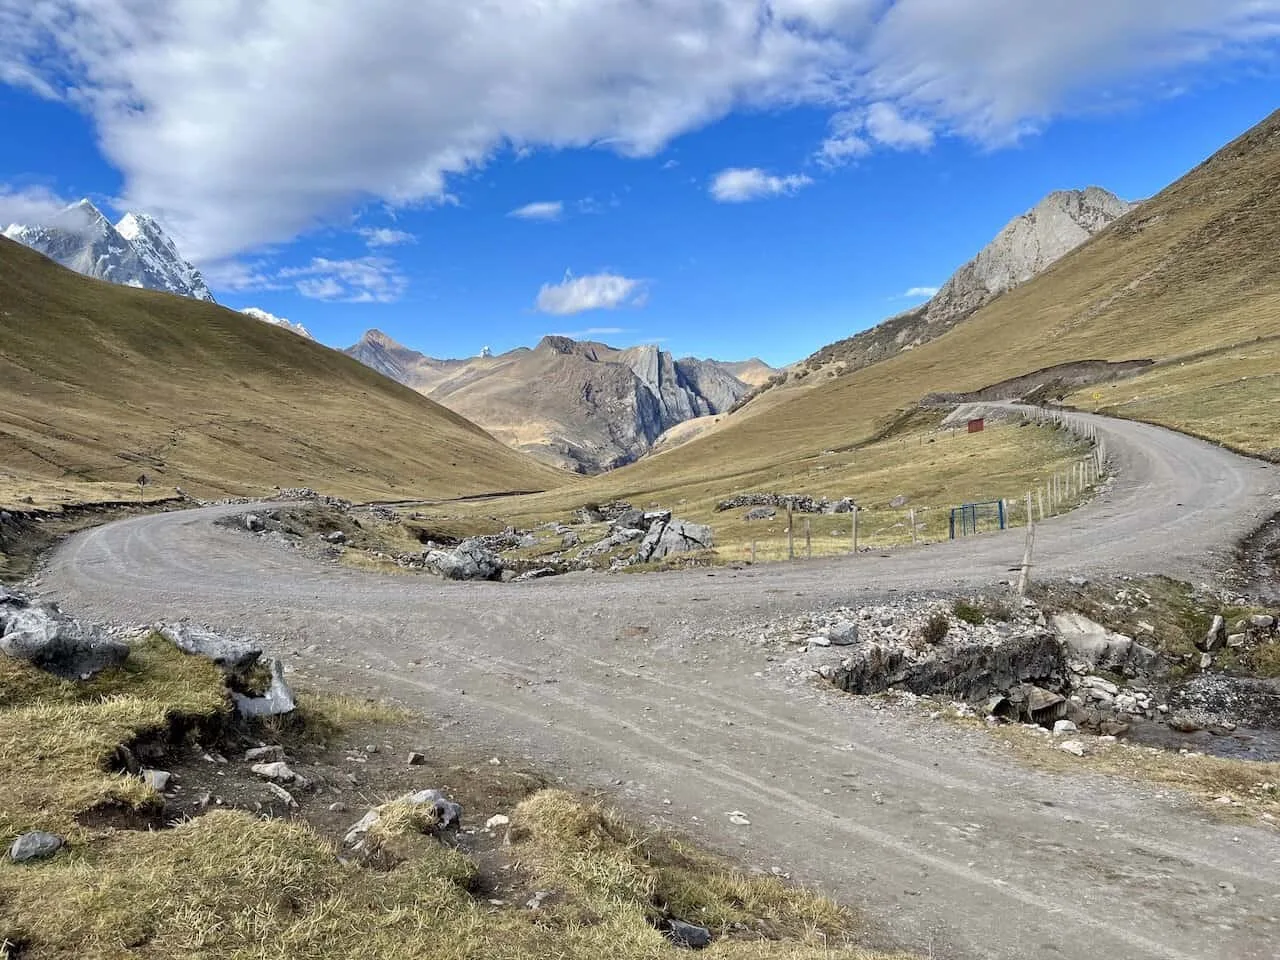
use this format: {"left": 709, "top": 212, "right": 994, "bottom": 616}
{"left": 116, "top": 211, "right": 214, "bottom": 302}
{"left": 3, "top": 199, "right": 215, "bottom": 302}
{"left": 240, "top": 307, "right": 313, "bottom": 339}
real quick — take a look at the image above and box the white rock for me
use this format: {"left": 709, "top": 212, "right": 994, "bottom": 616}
{"left": 1053, "top": 720, "right": 1078, "bottom": 736}
{"left": 726, "top": 811, "right": 751, "bottom": 826}
{"left": 1059, "top": 741, "right": 1086, "bottom": 757}
{"left": 485, "top": 814, "right": 511, "bottom": 831}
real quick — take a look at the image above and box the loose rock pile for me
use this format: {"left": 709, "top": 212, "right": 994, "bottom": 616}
{"left": 715, "top": 493, "right": 854, "bottom": 515}
{"left": 756, "top": 596, "right": 1216, "bottom": 738}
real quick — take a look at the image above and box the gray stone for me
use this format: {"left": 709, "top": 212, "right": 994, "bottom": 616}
{"left": 560, "top": 530, "right": 580, "bottom": 549}
{"left": 1201, "top": 615, "right": 1226, "bottom": 652}
{"left": 407, "top": 751, "right": 426, "bottom": 766}
{"left": 251, "top": 761, "right": 309, "bottom": 788}
{"left": 243, "top": 513, "right": 265, "bottom": 532}
{"left": 159, "top": 623, "right": 262, "bottom": 673}
{"left": 323, "top": 530, "right": 347, "bottom": 544}
{"left": 233, "top": 658, "right": 297, "bottom": 717}
{"left": 244, "top": 745, "right": 285, "bottom": 763}
{"left": 611, "top": 508, "right": 646, "bottom": 531}
{"left": 1, "top": 606, "right": 129, "bottom": 679}
{"left": 1052, "top": 613, "right": 1160, "bottom": 676}
{"left": 141, "top": 768, "right": 172, "bottom": 792}
{"left": 1250, "top": 614, "right": 1276, "bottom": 631}
{"left": 634, "top": 517, "right": 714, "bottom": 564}
{"left": 425, "top": 538, "right": 503, "bottom": 581}
{"left": 666, "top": 920, "right": 713, "bottom": 949}
{"left": 1226, "top": 633, "right": 1247, "bottom": 649}
{"left": 344, "top": 789, "right": 462, "bottom": 848}
{"left": 1053, "top": 719, "right": 1078, "bottom": 735}
{"left": 10, "top": 831, "right": 63, "bottom": 863}
{"left": 743, "top": 506, "right": 776, "bottom": 521}
{"left": 825, "top": 620, "right": 859, "bottom": 646}
{"left": 889, "top": 495, "right": 909, "bottom": 508}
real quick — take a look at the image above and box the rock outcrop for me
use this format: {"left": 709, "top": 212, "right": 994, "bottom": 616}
{"left": 756, "top": 187, "right": 1133, "bottom": 395}
{"left": 0, "top": 595, "right": 129, "bottom": 679}
{"left": 344, "top": 331, "right": 773, "bottom": 473}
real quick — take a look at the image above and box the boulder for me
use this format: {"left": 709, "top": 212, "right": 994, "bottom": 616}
{"left": 611, "top": 508, "right": 646, "bottom": 531}
{"left": 1199, "top": 615, "right": 1226, "bottom": 652}
{"left": 243, "top": 513, "right": 265, "bottom": 532}
{"left": 634, "top": 517, "right": 714, "bottom": 564}
{"left": 425, "top": 538, "right": 503, "bottom": 581}
{"left": 1051, "top": 613, "right": 1161, "bottom": 677}
{"left": 1251, "top": 614, "right": 1276, "bottom": 631}
{"left": 825, "top": 620, "right": 859, "bottom": 646}
{"left": 323, "top": 530, "right": 347, "bottom": 544}
{"left": 9, "top": 831, "right": 63, "bottom": 863}
{"left": 159, "top": 623, "right": 262, "bottom": 673}
{"left": 743, "top": 506, "right": 776, "bottom": 521}
{"left": 666, "top": 920, "right": 713, "bottom": 949}
{"left": 232, "top": 658, "right": 297, "bottom": 717}
{"left": 0, "top": 606, "right": 129, "bottom": 679}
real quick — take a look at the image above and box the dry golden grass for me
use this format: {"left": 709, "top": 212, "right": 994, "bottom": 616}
{"left": 445, "top": 415, "right": 1097, "bottom": 561}
{"left": 0, "top": 631, "right": 906, "bottom": 959}
{"left": 0, "top": 237, "right": 566, "bottom": 504}
{"left": 0, "top": 474, "right": 177, "bottom": 512}
{"left": 1069, "top": 336, "right": 1280, "bottom": 459}
{"left": 987, "top": 725, "right": 1280, "bottom": 823}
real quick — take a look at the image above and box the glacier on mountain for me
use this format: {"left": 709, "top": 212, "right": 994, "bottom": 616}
{"left": 3, "top": 199, "right": 215, "bottom": 302}
{"left": 240, "top": 307, "right": 313, "bottom": 339}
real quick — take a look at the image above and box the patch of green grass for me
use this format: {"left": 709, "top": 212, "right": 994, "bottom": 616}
{"left": 952, "top": 600, "right": 986, "bottom": 626}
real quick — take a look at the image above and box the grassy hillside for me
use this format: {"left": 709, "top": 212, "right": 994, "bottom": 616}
{"left": 0, "top": 238, "right": 567, "bottom": 503}
{"left": 490, "top": 106, "right": 1279, "bottom": 518}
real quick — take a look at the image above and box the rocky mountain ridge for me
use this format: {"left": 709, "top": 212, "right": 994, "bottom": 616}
{"left": 3, "top": 199, "right": 214, "bottom": 302}
{"left": 345, "top": 330, "right": 773, "bottom": 473}
{"left": 753, "top": 187, "right": 1134, "bottom": 399}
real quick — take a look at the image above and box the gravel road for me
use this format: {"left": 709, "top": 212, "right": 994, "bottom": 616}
{"left": 37, "top": 410, "right": 1280, "bottom": 959}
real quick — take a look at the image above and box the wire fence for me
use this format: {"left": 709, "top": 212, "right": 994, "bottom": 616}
{"left": 725, "top": 408, "right": 1107, "bottom": 564}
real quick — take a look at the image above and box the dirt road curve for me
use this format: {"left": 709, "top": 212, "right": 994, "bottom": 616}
{"left": 39, "top": 410, "right": 1280, "bottom": 959}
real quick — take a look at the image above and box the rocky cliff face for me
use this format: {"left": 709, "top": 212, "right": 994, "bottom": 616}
{"left": 345, "top": 331, "right": 769, "bottom": 473}
{"left": 922, "top": 187, "right": 1133, "bottom": 328}
{"left": 771, "top": 187, "right": 1134, "bottom": 392}
{"left": 3, "top": 200, "right": 214, "bottom": 302}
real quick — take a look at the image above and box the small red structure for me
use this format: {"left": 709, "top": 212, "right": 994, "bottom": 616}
{"left": 967, "top": 418, "right": 985, "bottom": 434}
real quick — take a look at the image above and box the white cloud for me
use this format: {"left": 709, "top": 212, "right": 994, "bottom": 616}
{"left": 509, "top": 201, "right": 564, "bottom": 221}
{"left": 357, "top": 227, "right": 416, "bottom": 247}
{"left": 240, "top": 306, "right": 314, "bottom": 339}
{"left": 536, "top": 272, "right": 645, "bottom": 315}
{"left": 0, "top": 184, "right": 73, "bottom": 227}
{"left": 278, "top": 257, "right": 407, "bottom": 303}
{"left": 865, "top": 101, "right": 934, "bottom": 149}
{"left": 903, "top": 285, "right": 938, "bottom": 298}
{"left": 2, "top": 1, "right": 1276, "bottom": 257}
{"left": 710, "top": 167, "right": 813, "bottom": 203}
{"left": 816, "top": 110, "right": 872, "bottom": 167}
{"left": 199, "top": 259, "right": 286, "bottom": 293}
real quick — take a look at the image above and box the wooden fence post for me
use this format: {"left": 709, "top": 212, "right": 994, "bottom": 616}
{"left": 1037, "top": 488, "right": 1045, "bottom": 522}
{"left": 850, "top": 506, "right": 859, "bottom": 555}
{"left": 804, "top": 517, "right": 812, "bottom": 559}
{"left": 1017, "top": 491, "right": 1036, "bottom": 597}
{"left": 787, "top": 501, "right": 794, "bottom": 561}
{"left": 909, "top": 508, "right": 917, "bottom": 544}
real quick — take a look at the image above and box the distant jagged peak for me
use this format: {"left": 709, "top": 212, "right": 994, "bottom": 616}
{"left": 240, "top": 307, "right": 313, "bottom": 340}
{"left": 4, "top": 198, "right": 215, "bottom": 302}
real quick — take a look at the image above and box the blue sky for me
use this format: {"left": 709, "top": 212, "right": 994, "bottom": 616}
{"left": 1, "top": 2, "right": 1278, "bottom": 367}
